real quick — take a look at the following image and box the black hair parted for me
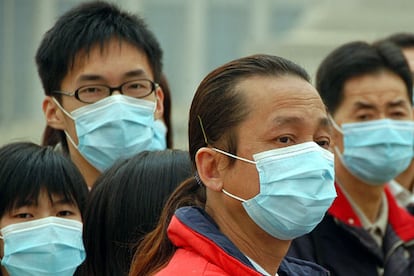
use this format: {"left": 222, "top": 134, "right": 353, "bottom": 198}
{"left": 81, "top": 149, "right": 192, "bottom": 275}
{"left": 378, "top": 32, "right": 414, "bottom": 49}
{"left": 188, "top": 54, "right": 310, "bottom": 166}
{"left": 0, "top": 142, "right": 88, "bottom": 218}
{"left": 35, "top": 1, "right": 163, "bottom": 96}
{"left": 316, "top": 40, "right": 413, "bottom": 114}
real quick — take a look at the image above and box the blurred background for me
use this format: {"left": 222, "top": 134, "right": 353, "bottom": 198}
{"left": 1, "top": 0, "right": 413, "bottom": 149}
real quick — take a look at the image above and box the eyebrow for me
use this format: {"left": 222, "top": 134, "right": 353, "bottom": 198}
{"left": 77, "top": 69, "right": 147, "bottom": 83}
{"left": 353, "top": 101, "right": 376, "bottom": 110}
{"left": 273, "top": 116, "right": 330, "bottom": 128}
{"left": 12, "top": 198, "right": 37, "bottom": 209}
{"left": 353, "top": 99, "right": 408, "bottom": 110}
{"left": 387, "top": 99, "right": 407, "bottom": 108}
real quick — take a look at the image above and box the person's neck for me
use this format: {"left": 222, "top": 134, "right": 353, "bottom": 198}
{"left": 336, "top": 163, "right": 384, "bottom": 223}
{"left": 68, "top": 146, "right": 100, "bottom": 189}
{"left": 395, "top": 160, "right": 414, "bottom": 192}
{"left": 206, "top": 203, "right": 289, "bottom": 275}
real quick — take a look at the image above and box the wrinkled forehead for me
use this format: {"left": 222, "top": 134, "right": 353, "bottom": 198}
{"left": 236, "top": 75, "right": 322, "bottom": 107}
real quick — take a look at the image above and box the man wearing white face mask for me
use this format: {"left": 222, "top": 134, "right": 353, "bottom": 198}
{"left": 376, "top": 33, "right": 414, "bottom": 214}
{"left": 36, "top": 2, "right": 167, "bottom": 188}
{"left": 288, "top": 41, "right": 414, "bottom": 276}
{"left": 130, "top": 55, "right": 334, "bottom": 276}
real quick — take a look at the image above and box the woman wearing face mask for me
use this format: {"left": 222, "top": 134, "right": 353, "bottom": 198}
{"left": 129, "top": 54, "right": 336, "bottom": 276}
{"left": 0, "top": 142, "right": 88, "bottom": 276}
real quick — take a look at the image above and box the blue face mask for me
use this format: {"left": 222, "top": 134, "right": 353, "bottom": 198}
{"left": 333, "top": 119, "right": 414, "bottom": 185}
{"left": 153, "top": 119, "right": 168, "bottom": 149}
{"left": 0, "top": 217, "right": 85, "bottom": 276}
{"left": 213, "top": 142, "right": 336, "bottom": 240}
{"left": 54, "top": 95, "right": 166, "bottom": 171}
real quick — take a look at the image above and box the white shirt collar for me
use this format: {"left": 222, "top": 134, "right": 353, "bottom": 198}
{"left": 245, "top": 255, "right": 279, "bottom": 276}
{"left": 388, "top": 179, "right": 414, "bottom": 208}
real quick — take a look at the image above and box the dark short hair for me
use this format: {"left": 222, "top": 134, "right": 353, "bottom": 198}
{"left": 36, "top": 1, "right": 163, "bottom": 150}
{"left": 189, "top": 54, "right": 310, "bottom": 166}
{"left": 316, "top": 41, "right": 413, "bottom": 114}
{"left": 36, "top": 1, "right": 163, "bottom": 94}
{"left": 380, "top": 32, "right": 414, "bottom": 49}
{"left": 0, "top": 142, "right": 88, "bottom": 218}
{"left": 81, "top": 149, "right": 192, "bottom": 276}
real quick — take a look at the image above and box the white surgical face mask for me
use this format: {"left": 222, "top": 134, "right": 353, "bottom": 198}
{"left": 53, "top": 95, "right": 166, "bottom": 171}
{"left": 331, "top": 118, "right": 414, "bottom": 185}
{"left": 214, "top": 142, "right": 336, "bottom": 240}
{"left": 0, "top": 216, "right": 85, "bottom": 275}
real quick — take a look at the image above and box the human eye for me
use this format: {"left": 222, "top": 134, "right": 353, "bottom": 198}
{"left": 79, "top": 86, "right": 104, "bottom": 94}
{"left": 77, "top": 85, "right": 108, "bottom": 102}
{"left": 389, "top": 107, "right": 409, "bottom": 119}
{"left": 316, "top": 138, "right": 331, "bottom": 149}
{"left": 55, "top": 201, "right": 80, "bottom": 218}
{"left": 56, "top": 210, "right": 75, "bottom": 217}
{"left": 14, "top": 213, "right": 33, "bottom": 219}
{"left": 356, "top": 112, "right": 375, "bottom": 121}
{"left": 275, "top": 135, "right": 295, "bottom": 146}
{"left": 124, "top": 80, "right": 151, "bottom": 97}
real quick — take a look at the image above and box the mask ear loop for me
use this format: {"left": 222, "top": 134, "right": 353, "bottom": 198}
{"left": 328, "top": 114, "right": 351, "bottom": 181}
{"left": 51, "top": 97, "right": 79, "bottom": 149}
{"left": 197, "top": 115, "right": 255, "bottom": 164}
{"left": 198, "top": 115, "right": 252, "bottom": 202}
{"left": 51, "top": 97, "right": 75, "bottom": 120}
{"left": 328, "top": 114, "right": 343, "bottom": 134}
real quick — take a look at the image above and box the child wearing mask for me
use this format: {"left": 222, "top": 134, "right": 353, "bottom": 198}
{"left": 0, "top": 142, "right": 88, "bottom": 276}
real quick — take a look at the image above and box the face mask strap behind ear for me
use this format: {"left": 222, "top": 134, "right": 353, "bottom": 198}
{"left": 328, "top": 114, "right": 343, "bottom": 134}
{"left": 212, "top": 148, "right": 256, "bottom": 165}
{"left": 51, "top": 97, "right": 75, "bottom": 120}
{"left": 64, "top": 130, "right": 79, "bottom": 150}
{"left": 198, "top": 115, "right": 255, "bottom": 165}
{"left": 50, "top": 98, "right": 79, "bottom": 149}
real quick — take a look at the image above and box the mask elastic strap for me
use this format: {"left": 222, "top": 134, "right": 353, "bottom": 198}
{"left": 51, "top": 98, "right": 80, "bottom": 149}
{"left": 51, "top": 97, "right": 75, "bottom": 120}
{"left": 333, "top": 146, "right": 342, "bottom": 159}
{"left": 64, "top": 130, "right": 79, "bottom": 149}
{"left": 333, "top": 145, "right": 352, "bottom": 176}
{"left": 212, "top": 148, "right": 256, "bottom": 165}
{"left": 328, "top": 114, "right": 343, "bottom": 134}
{"left": 222, "top": 189, "right": 246, "bottom": 202}
{"left": 197, "top": 115, "right": 255, "bottom": 165}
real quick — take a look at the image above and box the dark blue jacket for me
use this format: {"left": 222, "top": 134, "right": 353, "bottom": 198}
{"left": 157, "top": 206, "right": 329, "bottom": 275}
{"left": 288, "top": 184, "right": 414, "bottom": 276}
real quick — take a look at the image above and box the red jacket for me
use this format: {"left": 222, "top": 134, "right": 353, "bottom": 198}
{"left": 157, "top": 207, "right": 329, "bottom": 275}
{"left": 288, "top": 184, "right": 414, "bottom": 276}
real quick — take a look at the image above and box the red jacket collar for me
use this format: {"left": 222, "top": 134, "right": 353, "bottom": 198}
{"left": 328, "top": 183, "right": 414, "bottom": 242}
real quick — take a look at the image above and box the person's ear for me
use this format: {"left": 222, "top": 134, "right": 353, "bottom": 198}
{"left": 42, "top": 96, "right": 66, "bottom": 130}
{"left": 154, "top": 86, "right": 164, "bottom": 120}
{"left": 195, "top": 147, "right": 223, "bottom": 192}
